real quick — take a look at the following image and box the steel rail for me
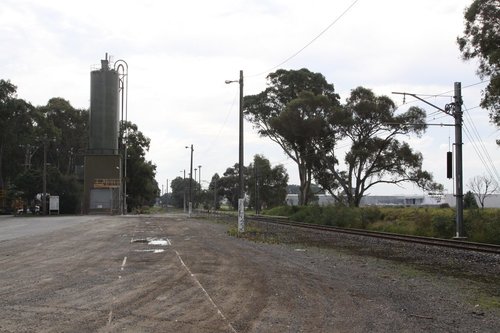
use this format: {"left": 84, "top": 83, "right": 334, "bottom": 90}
{"left": 247, "top": 215, "right": 500, "bottom": 255}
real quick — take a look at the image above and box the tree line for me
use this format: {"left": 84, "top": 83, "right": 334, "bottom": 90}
{"left": 165, "top": 154, "right": 289, "bottom": 211}
{"left": 0, "top": 79, "right": 158, "bottom": 214}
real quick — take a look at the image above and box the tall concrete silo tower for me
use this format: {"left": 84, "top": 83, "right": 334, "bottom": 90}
{"left": 89, "top": 57, "right": 120, "bottom": 154}
{"left": 83, "top": 54, "right": 122, "bottom": 214}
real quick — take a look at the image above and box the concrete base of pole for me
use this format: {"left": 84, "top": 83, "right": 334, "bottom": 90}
{"left": 453, "top": 234, "right": 467, "bottom": 240}
{"left": 238, "top": 198, "right": 245, "bottom": 233}
{"left": 188, "top": 202, "right": 192, "bottom": 217}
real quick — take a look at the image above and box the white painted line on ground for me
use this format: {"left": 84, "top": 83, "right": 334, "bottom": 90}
{"left": 147, "top": 238, "right": 171, "bottom": 246}
{"left": 174, "top": 250, "right": 237, "bottom": 333}
{"left": 134, "top": 249, "right": 165, "bottom": 253}
{"left": 121, "top": 256, "right": 127, "bottom": 271}
{"left": 109, "top": 256, "right": 128, "bottom": 325}
{"left": 107, "top": 309, "right": 113, "bottom": 325}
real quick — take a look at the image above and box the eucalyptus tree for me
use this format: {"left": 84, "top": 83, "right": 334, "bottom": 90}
{"left": 246, "top": 154, "right": 289, "bottom": 211}
{"left": 314, "top": 87, "right": 443, "bottom": 207}
{"left": 208, "top": 173, "right": 223, "bottom": 210}
{"left": 37, "top": 98, "right": 88, "bottom": 175}
{"left": 457, "top": 0, "right": 500, "bottom": 139}
{"left": 218, "top": 164, "right": 243, "bottom": 209}
{"left": 121, "top": 121, "right": 159, "bottom": 210}
{"left": 244, "top": 68, "right": 340, "bottom": 205}
{"left": 0, "top": 80, "right": 35, "bottom": 190}
{"left": 170, "top": 176, "right": 190, "bottom": 209}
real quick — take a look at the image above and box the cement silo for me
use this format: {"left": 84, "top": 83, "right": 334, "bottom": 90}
{"left": 83, "top": 54, "right": 123, "bottom": 214}
{"left": 89, "top": 57, "right": 119, "bottom": 154}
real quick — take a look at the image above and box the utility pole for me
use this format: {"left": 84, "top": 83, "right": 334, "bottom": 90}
{"left": 213, "top": 177, "right": 218, "bottom": 210}
{"left": 238, "top": 70, "right": 244, "bottom": 208}
{"left": 181, "top": 170, "right": 186, "bottom": 213}
{"left": 198, "top": 165, "right": 202, "bottom": 209}
{"left": 194, "top": 168, "right": 197, "bottom": 209}
{"left": 187, "top": 144, "right": 193, "bottom": 217}
{"left": 255, "top": 163, "right": 259, "bottom": 215}
{"left": 393, "top": 82, "right": 465, "bottom": 238}
{"left": 166, "top": 179, "right": 169, "bottom": 211}
{"left": 453, "top": 82, "right": 464, "bottom": 238}
{"left": 198, "top": 165, "right": 202, "bottom": 188}
{"left": 225, "top": 70, "right": 245, "bottom": 232}
{"left": 42, "top": 137, "right": 47, "bottom": 216}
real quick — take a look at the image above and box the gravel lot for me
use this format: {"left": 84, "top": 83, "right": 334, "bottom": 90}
{"left": 0, "top": 213, "right": 498, "bottom": 332}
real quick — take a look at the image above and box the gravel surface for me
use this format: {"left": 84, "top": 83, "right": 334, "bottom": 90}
{"left": 242, "top": 218, "right": 500, "bottom": 284}
{"left": 0, "top": 213, "right": 498, "bottom": 332}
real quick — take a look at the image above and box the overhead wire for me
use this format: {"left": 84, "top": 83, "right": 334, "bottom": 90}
{"left": 247, "top": 0, "right": 361, "bottom": 78}
{"left": 463, "top": 103, "right": 500, "bottom": 182}
{"left": 202, "top": 89, "right": 238, "bottom": 154}
{"left": 394, "top": 79, "right": 490, "bottom": 110}
{"left": 392, "top": 80, "right": 491, "bottom": 138}
{"left": 427, "top": 113, "right": 450, "bottom": 122}
{"left": 434, "top": 79, "right": 491, "bottom": 97}
{"left": 204, "top": 1, "right": 361, "bottom": 162}
{"left": 462, "top": 123, "right": 497, "bottom": 182}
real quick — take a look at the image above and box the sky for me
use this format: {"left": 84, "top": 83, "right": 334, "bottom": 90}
{"left": 1, "top": 0, "right": 499, "bottom": 196}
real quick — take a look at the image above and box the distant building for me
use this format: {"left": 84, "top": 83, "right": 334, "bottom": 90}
{"left": 285, "top": 193, "right": 500, "bottom": 208}
{"left": 444, "top": 193, "right": 500, "bottom": 208}
{"left": 360, "top": 195, "right": 443, "bottom": 206}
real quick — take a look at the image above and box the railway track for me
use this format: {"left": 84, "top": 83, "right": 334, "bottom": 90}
{"left": 245, "top": 215, "right": 500, "bottom": 255}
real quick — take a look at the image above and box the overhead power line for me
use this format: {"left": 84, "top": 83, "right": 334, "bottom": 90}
{"left": 463, "top": 123, "right": 498, "bottom": 182}
{"left": 463, "top": 104, "right": 500, "bottom": 182}
{"left": 202, "top": 89, "right": 238, "bottom": 155}
{"left": 248, "top": 0, "right": 360, "bottom": 78}
{"left": 394, "top": 79, "right": 490, "bottom": 110}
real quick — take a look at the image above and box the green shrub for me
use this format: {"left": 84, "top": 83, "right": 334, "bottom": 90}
{"left": 465, "top": 209, "right": 500, "bottom": 244}
{"left": 464, "top": 191, "right": 479, "bottom": 209}
{"left": 263, "top": 205, "right": 297, "bottom": 217}
{"left": 432, "top": 214, "right": 454, "bottom": 238}
{"left": 261, "top": 205, "right": 499, "bottom": 244}
{"left": 413, "top": 209, "right": 432, "bottom": 236}
{"left": 338, "top": 206, "right": 362, "bottom": 228}
{"left": 360, "top": 207, "right": 382, "bottom": 227}
{"left": 290, "top": 205, "right": 323, "bottom": 224}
